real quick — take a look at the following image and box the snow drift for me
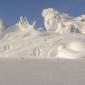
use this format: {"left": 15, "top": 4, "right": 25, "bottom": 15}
{"left": 0, "top": 8, "right": 85, "bottom": 59}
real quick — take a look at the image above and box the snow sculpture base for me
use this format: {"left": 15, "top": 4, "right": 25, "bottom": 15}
{"left": 0, "top": 29, "right": 85, "bottom": 59}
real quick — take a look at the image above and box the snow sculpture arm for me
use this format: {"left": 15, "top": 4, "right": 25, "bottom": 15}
{"left": 42, "top": 8, "right": 82, "bottom": 34}
{"left": 42, "top": 8, "right": 57, "bottom": 31}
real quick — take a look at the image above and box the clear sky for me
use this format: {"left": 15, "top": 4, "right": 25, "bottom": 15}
{"left": 0, "top": 0, "right": 85, "bottom": 27}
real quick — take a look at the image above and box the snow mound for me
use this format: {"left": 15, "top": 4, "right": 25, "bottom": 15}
{"left": 0, "top": 8, "right": 85, "bottom": 59}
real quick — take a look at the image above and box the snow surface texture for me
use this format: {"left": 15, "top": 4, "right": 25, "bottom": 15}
{"left": 0, "top": 8, "right": 85, "bottom": 59}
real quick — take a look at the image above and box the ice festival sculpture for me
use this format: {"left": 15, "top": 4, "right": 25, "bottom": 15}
{"left": 0, "top": 8, "right": 85, "bottom": 59}
{"left": 42, "top": 8, "right": 84, "bottom": 34}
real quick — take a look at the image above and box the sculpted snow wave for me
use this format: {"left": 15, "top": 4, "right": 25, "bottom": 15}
{"left": 57, "top": 39, "right": 85, "bottom": 59}
{"left": 0, "top": 8, "right": 85, "bottom": 59}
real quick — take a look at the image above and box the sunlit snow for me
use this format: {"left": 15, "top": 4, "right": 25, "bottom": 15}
{"left": 0, "top": 8, "right": 85, "bottom": 59}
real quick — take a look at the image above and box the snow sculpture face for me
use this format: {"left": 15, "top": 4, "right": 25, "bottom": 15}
{"left": 18, "top": 16, "right": 30, "bottom": 30}
{"left": 42, "top": 8, "right": 60, "bottom": 32}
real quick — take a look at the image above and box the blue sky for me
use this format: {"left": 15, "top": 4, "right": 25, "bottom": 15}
{"left": 0, "top": 0, "right": 85, "bottom": 27}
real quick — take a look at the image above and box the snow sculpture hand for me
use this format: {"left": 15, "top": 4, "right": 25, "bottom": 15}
{"left": 18, "top": 16, "right": 36, "bottom": 31}
{"left": 18, "top": 16, "right": 30, "bottom": 30}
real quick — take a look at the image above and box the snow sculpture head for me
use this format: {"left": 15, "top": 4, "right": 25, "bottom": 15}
{"left": 42, "top": 8, "right": 82, "bottom": 34}
{"left": 42, "top": 8, "right": 59, "bottom": 18}
{"left": 42, "top": 8, "right": 67, "bottom": 34}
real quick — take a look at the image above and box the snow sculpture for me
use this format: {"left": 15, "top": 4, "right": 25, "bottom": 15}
{"left": 42, "top": 8, "right": 60, "bottom": 32}
{"left": 18, "top": 16, "right": 36, "bottom": 31}
{"left": 42, "top": 8, "right": 70, "bottom": 34}
{"left": 0, "top": 8, "right": 85, "bottom": 59}
{"left": 69, "top": 15, "right": 85, "bottom": 34}
{"left": 19, "top": 16, "right": 29, "bottom": 29}
{"left": 57, "top": 39, "right": 85, "bottom": 59}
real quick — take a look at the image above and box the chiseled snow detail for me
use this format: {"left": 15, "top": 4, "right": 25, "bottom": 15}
{"left": 57, "top": 40, "right": 85, "bottom": 59}
{"left": 42, "top": 8, "right": 85, "bottom": 34}
{"left": 33, "top": 48, "right": 43, "bottom": 56}
{"left": 0, "top": 8, "right": 85, "bottom": 59}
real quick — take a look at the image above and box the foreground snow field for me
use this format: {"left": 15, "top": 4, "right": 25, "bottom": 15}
{"left": 0, "top": 58, "right": 85, "bottom": 85}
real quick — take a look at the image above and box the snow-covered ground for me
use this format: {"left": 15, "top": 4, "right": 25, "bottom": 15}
{"left": 0, "top": 58, "right": 85, "bottom": 85}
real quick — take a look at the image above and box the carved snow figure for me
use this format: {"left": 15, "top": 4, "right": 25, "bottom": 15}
{"left": 42, "top": 8, "right": 81, "bottom": 34}
{"left": 42, "top": 8, "right": 69, "bottom": 34}
{"left": 70, "top": 15, "right": 85, "bottom": 34}
{"left": 42, "top": 8, "right": 60, "bottom": 32}
{"left": 0, "top": 8, "right": 85, "bottom": 59}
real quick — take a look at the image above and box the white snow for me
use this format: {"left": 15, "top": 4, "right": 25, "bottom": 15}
{"left": 0, "top": 8, "right": 85, "bottom": 59}
{"left": 0, "top": 58, "right": 85, "bottom": 85}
